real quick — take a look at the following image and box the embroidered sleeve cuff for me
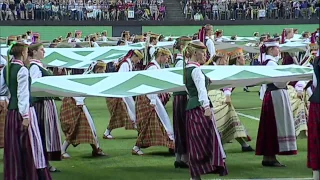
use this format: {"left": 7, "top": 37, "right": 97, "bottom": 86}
{"left": 223, "top": 89, "right": 232, "bottom": 96}
{"left": 21, "top": 114, "right": 29, "bottom": 119}
{"left": 202, "top": 104, "right": 210, "bottom": 109}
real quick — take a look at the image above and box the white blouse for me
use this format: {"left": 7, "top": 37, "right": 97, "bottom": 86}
{"left": 205, "top": 36, "right": 216, "bottom": 58}
{"left": 174, "top": 54, "right": 184, "bottom": 68}
{"left": 29, "top": 60, "right": 44, "bottom": 79}
{"left": 146, "top": 60, "right": 161, "bottom": 105}
{"left": 186, "top": 63, "right": 210, "bottom": 108}
{"left": 118, "top": 58, "right": 133, "bottom": 72}
{"left": 265, "top": 55, "right": 287, "bottom": 89}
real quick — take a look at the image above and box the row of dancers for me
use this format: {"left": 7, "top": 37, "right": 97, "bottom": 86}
{"left": 0, "top": 26, "right": 319, "bottom": 180}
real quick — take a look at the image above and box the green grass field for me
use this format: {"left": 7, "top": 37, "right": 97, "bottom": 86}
{"left": 0, "top": 87, "right": 311, "bottom": 180}
{"left": 0, "top": 24, "right": 318, "bottom": 41}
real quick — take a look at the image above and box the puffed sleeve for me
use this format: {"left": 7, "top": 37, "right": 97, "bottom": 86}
{"left": 294, "top": 81, "right": 306, "bottom": 93}
{"left": 149, "top": 47, "right": 155, "bottom": 58}
{"left": 223, "top": 87, "right": 233, "bottom": 96}
{"left": 118, "top": 62, "right": 130, "bottom": 72}
{"left": 206, "top": 38, "right": 216, "bottom": 59}
{"left": 175, "top": 60, "right": 183, "bottom": 67}
{"left": 17, "top": 67, "right": 30, "bottom": 119}
{"left": 29, "top": 65, "right": 43, "bottom": 80}
{"left": 191, "top": 67, "right": 210, "bottom": 109}
{"left": 146, "top": 64, "right": 159, "bottom": 105}
{"left": 0, "top": 68, "right": 9, "bottom": 100}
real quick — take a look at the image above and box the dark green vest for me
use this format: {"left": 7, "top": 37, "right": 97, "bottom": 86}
{"left": 310, "top": 57, "right": 320, "bottom": 103}
{"left": 29, "top": 63, "right": 53, "bottom": 104}
{"left": 185, "top": 66, "right": 211, "bottom": 110}
{"left": 173, "top": 58, "right": 187, "bottom": 96}
{"left": 3, "top": 64, "right": 32, "bottom": 110}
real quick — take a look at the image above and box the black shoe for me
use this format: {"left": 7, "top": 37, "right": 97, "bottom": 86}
{"left": 242, "top": 146, "right": 254, "bottom": 152}
{"left": 174, "top": 161, "right": 189, "bottom": 168}
{"left": 168, "top": 148, "right": 175, "bottom": 155}
{"left": 243, "top": 87, "right": 250, "bottom": 92}
{"left": 262, "top": 160, "right": 286, "bottom": 167}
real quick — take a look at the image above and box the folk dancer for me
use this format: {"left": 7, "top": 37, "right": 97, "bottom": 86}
{"left": 198, "top": 24, "right": 216, "bottom": 61}
{"left": 3, "top": 42, "right": 52, "bottom": 180}
{"left": 132, "top": 48, "right": 174, "bottom": 156}
{"left": 256, "top": 38, "right": 297, "bottom": 167}
{"left": 103, "top": 50, "right": 144, "bottom": 139}
{"left": 284, "top": 33, "right": 318, "bottom": 138}
{"left": 172, "top": 36, "right": 192, "bottom": 168}
{"left": 148, "top": 33, "right": 160, "bottom": 61}
{"left": 307, "top": 42, "right": 320, "bottom": 180}
{"left": 28, "top": 43, "right": 62, "bottom": 172}
{"left": 68, "top": 30, "right": 82, "bottom": 43}
{"left": 214, "top": 29, "right": 223, "bottom": 42}
{"left": 60, "top": 61, "right": 106, "bottom": 158}
{"left": 0, "top": 55, "right": 8, "bottom": 149}
{"left": 184, "top": 40, "right": 227, "bottom": 179}
{"left": 208, "top": 49, "right": 254, "bottom": 152}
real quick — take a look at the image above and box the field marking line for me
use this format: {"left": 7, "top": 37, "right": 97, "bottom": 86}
{"left": 236, "top": 107, "right": 261, "bottom": 111}
{"left": 237, "top": 112, "right": 260, "bottom": 121}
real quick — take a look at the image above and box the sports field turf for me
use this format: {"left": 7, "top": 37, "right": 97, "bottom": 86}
{"left": 0, "top": 24, "right": 318, "bottom": 40}
{"left": 0, "top": 87, "right": 310, "bottom": 180}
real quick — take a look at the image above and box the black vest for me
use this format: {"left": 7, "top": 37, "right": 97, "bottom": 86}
{"left": 309, "top": 57, "right": 320, "bottom": 103}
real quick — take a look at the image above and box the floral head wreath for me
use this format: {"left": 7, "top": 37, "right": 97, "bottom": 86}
{"left": 83, "top": 60, "right": 106, "bottom": 74}
{"left": 152, "top": 47, "right": 172, "bottom": 58}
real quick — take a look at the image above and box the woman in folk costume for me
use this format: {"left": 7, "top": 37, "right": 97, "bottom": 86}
{"left": 214, "top": 29, "right": 223, "bottom": 42}
{"left": 183, "top": 40, "right": 227, "bottom": 180}
{"left": 307, "top": 41, "right": 320, "bottom": 180}
{"left": 3, "top": 42, "right": 52, "bottom": 180}
{"left": 103, "top": 50, "right": 144, "bottom": 139}
{"left": 60, "top": 61, "right": 106, "bottom": 159}
{"left": 32, "top": 32, "right": 41, "bottom": 44}
{"left": 28, "top": 43, "right": 62, "bottom": 172}
{"left": 284, "top": 34, "right": 318, "bottom": 138}
{"left": 132, "top": 47, "right": 174, "bottom": 156}
{"left": 256, "top": 38, "right": 297, "bottom": 167}
{"left": 172, "top": 36, "right": 192, "bottom": 168}
{"left": 0, "top": 56, "right": 8, "bottom": 149}
{"left": 68, "top": 30, "right": 82, "bottom": 43}
{"left": 207, "top": 49, "right": 254, "bottom": 152}
{"left": 281, "top": 28, "right": 300, "bottom": 65}
{"left": 198, "top": 24, "right": 216, "bottom": 61}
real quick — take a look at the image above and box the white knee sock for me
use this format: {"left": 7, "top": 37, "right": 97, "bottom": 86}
{"left": 61, "top": 141, "right": 70, "bottom": 153}
{"left": 104, "top": 129, "right": 111, "bottom": 136}
{"left": 313, "top": 170, "right": 320, "bottom": 180}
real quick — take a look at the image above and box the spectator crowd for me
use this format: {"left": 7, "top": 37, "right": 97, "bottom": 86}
{"left": 0, "top": 0, "right": 166, "bottom": 21}
{"left": 182, "top": 0, "right": 320, "bottom": 20}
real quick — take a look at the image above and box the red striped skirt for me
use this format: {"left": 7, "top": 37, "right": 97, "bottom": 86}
{"left": 173, "top": 95, "right": 188, "bottom": 154}
{"left": 186, "top": 107, "right": 228, "bottom": 178}
{"left": 307, "top": 102, "right": 320, "bottom": 170}
{"left": 4, "top": 110, "right": 51, "bottom": 180}
{"left": 256, "top": 91, "right": 297, "bottom": 156}
{"left": 34, "top": 101, "right": 62, "bottom": 161}
{"left": 158, "top": 93, "right": 171, "bottom": 106}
